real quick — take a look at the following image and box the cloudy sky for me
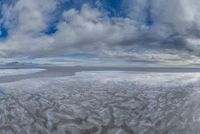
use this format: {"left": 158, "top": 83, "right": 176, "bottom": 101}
{"left": 0, "top": 0, "right": 200, "bottom": 66}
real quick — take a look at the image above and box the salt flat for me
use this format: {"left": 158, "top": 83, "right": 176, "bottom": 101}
{"left": 1, "top": 66, "right": 200, "bottom": 83}
{"left": 0, "top": 69, "right": 46, "bottom": 77}
{"left": 0, "top": 69, "right": 199, "bottom": 134}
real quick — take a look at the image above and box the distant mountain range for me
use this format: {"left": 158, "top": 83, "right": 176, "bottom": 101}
{"left": 6, "top": 62, "right": 35, "bottom": 66}
{"left": 0, "top": 62, "right": 40, "bottom": 67}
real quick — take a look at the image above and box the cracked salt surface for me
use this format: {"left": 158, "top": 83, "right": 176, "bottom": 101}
{"left": 0, "top": 71, "right": 200, "bottom": 134}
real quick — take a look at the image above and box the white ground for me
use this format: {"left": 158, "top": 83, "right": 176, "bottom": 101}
{"left": 0, "top": 69, "right": 46, "bottom": 77}
{"left": 0, "top": 71, "right": 200, "bottom": 134}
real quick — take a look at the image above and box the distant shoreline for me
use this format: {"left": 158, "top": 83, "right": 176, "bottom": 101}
{"left": 1, "top": 66, "right": 200, "bottom": 83}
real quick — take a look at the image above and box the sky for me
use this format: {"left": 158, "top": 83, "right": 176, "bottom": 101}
{"left": 0, "top": 0, "right": 200, "bottom": 66}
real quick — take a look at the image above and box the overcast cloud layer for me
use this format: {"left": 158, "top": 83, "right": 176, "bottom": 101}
{"left": 0, "top": 0, "right": 200, "bottom": 66}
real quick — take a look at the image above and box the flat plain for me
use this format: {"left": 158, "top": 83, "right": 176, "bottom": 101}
{"left": 0, "top": 67, "right": 200, "bottom": 134}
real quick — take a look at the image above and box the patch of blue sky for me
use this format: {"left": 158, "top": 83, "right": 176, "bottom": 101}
{"left": 43, "top": 0, "right": 129, "bottom": 36}
{"left": 0, "top": 27, "right": 8, "bottom": 39}
{"left": 145, "top": 4, "right": 153, "bottom": 27}
{"left": 98, "top": 0, "right": 127, "bottom": 17}
{"left": 43, "top": 25, "right": 58, "bottom": 35}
